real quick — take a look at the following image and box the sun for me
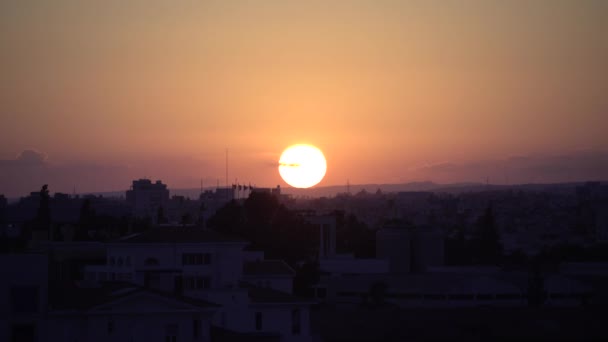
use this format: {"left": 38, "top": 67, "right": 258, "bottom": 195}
{"left": 278, "top": 144, "right": 327, "bottom": 188}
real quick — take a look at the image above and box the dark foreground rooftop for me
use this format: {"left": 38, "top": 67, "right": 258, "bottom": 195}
{"left": 115, "top": 227, "right": 248, "bottom": 244}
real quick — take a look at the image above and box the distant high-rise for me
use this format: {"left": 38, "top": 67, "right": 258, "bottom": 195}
{"left": 126, "top": 179, "right": 169, "bottom": 221}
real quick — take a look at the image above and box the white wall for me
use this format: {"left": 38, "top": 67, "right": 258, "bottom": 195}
{"left": 243, "top": 276, "right": 294, "bottom": 294}
{"left": 250, "top": 305, "right": 312, "bottom": 342}
{"left": 98, "top": 243, "right": 245, "bottom": 290}
{"left": 0, "top": 254, "right": 49, "bottom": 342}
{"left": 49, "top": 313, "right": 212, "bottom": 342}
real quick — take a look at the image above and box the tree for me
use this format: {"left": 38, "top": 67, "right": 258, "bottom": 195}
{"left": 335, "top": 212, "right": 375, "bottom": 258}
{"left": 472, "top": 205, "right": 502, "bottom": 264}
{"left": 293, "top": 261, "right": 320, "bottom": 297}
{"left": 157, "top": 206, "right": 167, "bottom": 224}
{"left": 208, "top": 192, "right": 317, "bottom": 263}
{"left": 445, "top": 224, "right": 472, "bottom": 265}
{"left": 76, "top": 198, "right": 95, "bottom": 240}
{"left": 180, "top": 212, "right": 192, "bottom": 226}
{"left": 364, "top": 281, "right": 389, "bottom": 308}
{"left": 527, "top": 261, "right": 547, "bottom": 307}
{"left": 34, "top": 185, "right": 51, "bottom": 237}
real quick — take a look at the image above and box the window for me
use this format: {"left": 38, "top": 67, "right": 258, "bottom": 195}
{"left": 11, "top": 324, "right": 35, "bottom": 342}
{"left": 182, "top": 253, "right": 211, "bottom": 265}
{"left": 107, "top": 320, "right": 114, "bottom": 334}
{"left": 192, "top": 319, "right": 200, "bottom": 339}
{"left": 11, "top": 286, "right": 39, "bottom": 313}
{"left": 477, "top": 294, "right": 493, "bottom": 301}
{"left": 291, "top": 309, "right": 301, "bottom": 335}
{"left": 144, "top": 258, "right": 159, "bottom": 266}
{"left": 117, "top": 258, "right": 123, "bottom": 266}
{"left": 255, "top": 312, "right": 263, "bottom": 331}
{"left": 165, "top": 324, "right": 178, "bottom": 342}
{"left": 424, "top": 294, "right": 446, "bottom": 300}
{"left": 496, "top": 293, "right": 521, "bottom": 300}
{"left": 196, "top": 277, "right": 210, "bottom": 289}
{"left": 449, "top": 294, "right": 474, "bottom": 300}
{"left": 185, "top": 276, "right": 211, "bottom": 290}
{"left": 125, "top": 256, "right": 131, "bottom": 266}
{"left": 109, "top": 257, "right": 115, "bottom": 266}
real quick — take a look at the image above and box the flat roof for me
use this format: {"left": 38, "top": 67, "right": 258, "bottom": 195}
{"left": 114, "top": 227, "right": 248, "bottom": 244}
{"left": 243, "top": 260, "right": 295, "bottom": 277}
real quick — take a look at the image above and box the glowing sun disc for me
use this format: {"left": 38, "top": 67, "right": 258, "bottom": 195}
{"left": 278, "top": 144, "right": 327, "bottom": 188}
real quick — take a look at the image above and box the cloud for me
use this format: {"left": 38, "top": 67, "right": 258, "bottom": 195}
{"left": 412, "top": 149, "right": 608, "bottom": 184}
{"left": 15, "top": 149, "right": 47, "bottom": 164}
{"left": 0, "top": 149, "right": 47, "bottom": 168}
{"left": 0, "top": 150, "right": 217, "bottom": 197}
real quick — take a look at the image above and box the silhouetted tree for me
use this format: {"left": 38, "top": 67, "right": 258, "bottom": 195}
{"left": 445, "top": 225, "right": 472, "bottom": 265}
{"left": 34, "top": 184, "right": 51, "bottom": 238}
{"left": 207, "top": 200, "right": 244, "bottom": 235}
{"left": 75, "top": 198, "right": 96, "bottom": 240}
{"left": 180, "top": 212, "right": 192, "bottom": 226}
{"left": 472, "top": 205, "right": 502, "bottom": 264}
{"left": 364, "top": 281, "right": 388, "bottom": 308}
{"left": 335, "top": 212, "right": 375, "bottom": 258}
{"left": 157, "top": 206, "right": 167, "bottom": 224}
{"left": 293, "top": 261, "right": 320, "bottom": 297}
{"left": 197, "top": 202, "right": 206, "bottom": 227}
{"left": 527, "top": 261, "right": 547, "bottom": 307}
{"left": 131, "top": 217, "right": 152, "bottom": 233}
{"left": 208, "top": 192, "right": 316, "bottom": 263}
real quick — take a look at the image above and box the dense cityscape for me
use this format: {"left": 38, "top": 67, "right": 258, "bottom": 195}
{"left": 2, "top": 179, "right": 608, "bottom": 341}
{"left": 2, "top": 1, "right": 607, "bottom": 341}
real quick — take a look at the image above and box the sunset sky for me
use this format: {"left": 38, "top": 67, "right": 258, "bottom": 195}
{"left": 1, "top": 0, "right": 607, "bottom": 197}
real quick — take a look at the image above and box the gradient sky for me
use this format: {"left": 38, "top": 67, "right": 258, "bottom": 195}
{"left": 1, "top": 0, "right": 607, "bottom": 197}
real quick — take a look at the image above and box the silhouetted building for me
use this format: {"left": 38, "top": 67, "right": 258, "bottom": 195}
{"left": 126, "top": 179, "right": 169, "bottom": 222}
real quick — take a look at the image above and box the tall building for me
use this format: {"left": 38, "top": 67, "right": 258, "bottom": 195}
{"left": 126, "top": 179, "right": 169, "bottom": 221}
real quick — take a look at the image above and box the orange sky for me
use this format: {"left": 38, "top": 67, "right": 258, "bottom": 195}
{"left": 1, "top": 1, "right": 607, "bottom": 196}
